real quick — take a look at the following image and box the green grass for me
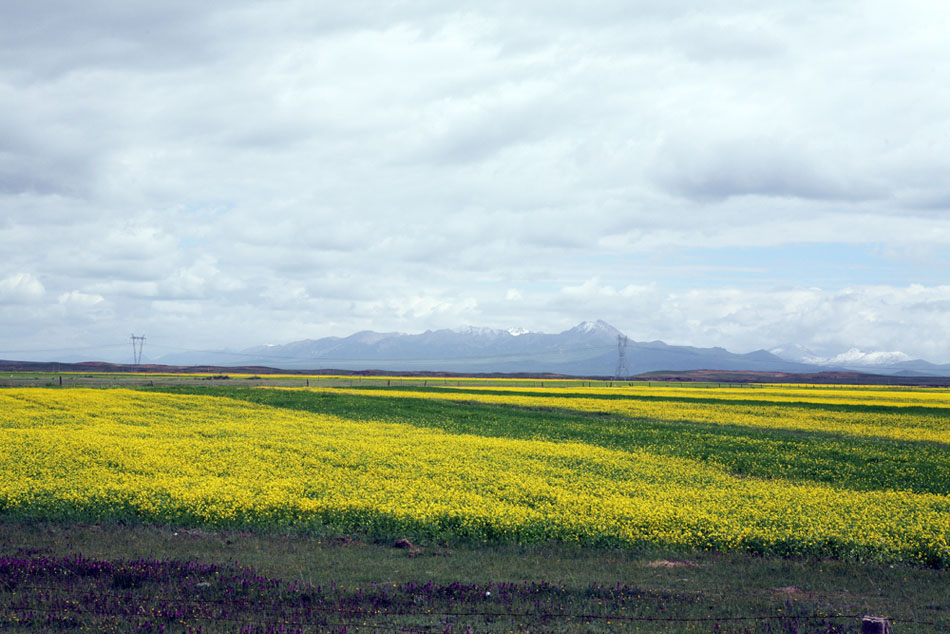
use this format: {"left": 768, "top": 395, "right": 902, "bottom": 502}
{"left": 2, "top": 519, "right": 947, "bottom": 633}
{"left": 143, "top": 385, "right": 950, "bottom": 496}
{"left": 0, "top": 372, "right": 612, "bottom": 390}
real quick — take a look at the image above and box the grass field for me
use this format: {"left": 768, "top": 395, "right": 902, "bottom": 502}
{"left": 2, "top": 379, "right": 949, "bottom": 632}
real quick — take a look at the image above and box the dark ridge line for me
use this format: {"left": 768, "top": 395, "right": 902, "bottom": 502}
{"left": 3, "top": 359, "right": 950, "bottom": 386}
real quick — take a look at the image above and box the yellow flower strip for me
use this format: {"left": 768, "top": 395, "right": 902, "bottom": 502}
{"left": 1, "top": 389, "right": 948, "bottom": 563}
{"left": 303, "top": 387, "right": 950, "bottom": 445}
{"left": 442, "top": 384, "right": 950, "bottom": 409}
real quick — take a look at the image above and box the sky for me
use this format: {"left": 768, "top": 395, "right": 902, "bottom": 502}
{"left": 2, "top": 1, "right": 950, "bottom": 364}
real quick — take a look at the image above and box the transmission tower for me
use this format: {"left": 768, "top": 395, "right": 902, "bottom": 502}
{"left": 130, "top": 334, "right": 146, "bottom": 367}
{"left": 614, "top": 334, "right": 629, "bottom": 380}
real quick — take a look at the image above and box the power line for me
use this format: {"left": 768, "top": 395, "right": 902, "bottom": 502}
{"left": 145, "top": 341, "right": 619, "bottom": 365}
{"left": 0, "top": 344, "right": 128, "bottom": 354}
{"left": 2, "top": 338, "right": 626, "bottom": 368}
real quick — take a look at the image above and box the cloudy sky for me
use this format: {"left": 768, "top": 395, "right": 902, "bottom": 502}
{"left": 2, "top": 1, "right": 950, "bottom": 364}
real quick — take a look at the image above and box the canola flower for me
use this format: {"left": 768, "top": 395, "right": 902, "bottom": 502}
{"left": 2, "top": 388, "right": 949, "bottom": 565}
{"left": 461, "top": 383, "right": 950, "bottom": 409}
{"left": 312, "top": 386, "right": 950, "bottom": 445}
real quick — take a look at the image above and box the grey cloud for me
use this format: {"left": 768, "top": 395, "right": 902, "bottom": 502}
{"left": 302, "top": 274, "right": 379, "bottom": 302}
{"left": 0, "top": 153, "right": 94, "bottom": 197}
{"left": 3, "top": 1, "right": 950, "bottom": 363}
{"left": 903, "top": 192, "right": 950, "bottom": 212}
{"left": 0, "top": 110, "right": 100, "bottom": 197}
{"left": 671, "top": 14, "right": 787, "bottom": 62}
{"left": 0, "top": 2, "right": 226, "bottom": 81}
{"left": 422, "top": 102, "right": 554, "bottom": 166}
{"left": 653, "top": 138, "right": 883, "bottom": 203}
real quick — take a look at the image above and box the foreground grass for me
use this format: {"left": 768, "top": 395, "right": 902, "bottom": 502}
{"left": 2, "top": 520, "right": 948, "bottom": 633}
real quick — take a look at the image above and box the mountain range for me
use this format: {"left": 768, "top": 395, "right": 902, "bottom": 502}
{"left": 153, "top": 320, "right": 950, "bottom": 377}
{"left": 766, "top": 343, "right": 950, "bottom": 377}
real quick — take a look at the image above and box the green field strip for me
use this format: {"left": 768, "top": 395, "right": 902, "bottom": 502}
{"left": 343, "top": 384, "right": 950, "bottom": 416}
{"left": 141, "top": 386, "right": 950, "bottom": 496}
{"left": 334, "top": 386, "right": 950, "bottom": 442}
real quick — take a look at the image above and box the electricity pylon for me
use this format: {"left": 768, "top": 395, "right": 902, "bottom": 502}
{"left": 614, "top": 334, "right": 629, "bottom": 380}
{"left": 130, "top": 334, "right": 146, "bottom": 368}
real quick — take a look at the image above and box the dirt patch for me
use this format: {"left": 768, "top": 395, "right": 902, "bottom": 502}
{"left": 645, "top": 559, "right": 701, "bottom": 569}
{"left": 772, "top": 586, "right": 806, "bottom": 596}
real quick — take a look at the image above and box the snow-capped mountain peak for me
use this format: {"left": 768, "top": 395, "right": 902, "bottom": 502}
{"left": 770, "top": 344, "right": 921, "bottom": 369}
{"left": 450, "top": 325, "right": 506, "bottom": 337}
{"left": 568, "top": 320, "right": 622, "bottom": 336}
{"left": 827, "top": 348, "right": 913, "bottom": 366}
{"left": 767, "top": 343, "right": 824, "bottom": 364}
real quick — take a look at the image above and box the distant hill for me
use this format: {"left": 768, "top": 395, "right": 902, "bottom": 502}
{"left": 157, "top": 320, "right": 825, "bottom": 376}
{"left": 10, "top": 320, "right": 945, "bottom": 377}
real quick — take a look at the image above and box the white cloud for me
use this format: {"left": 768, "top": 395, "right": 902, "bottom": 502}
{"left": 0, "top": 273, "right": 45, "bottom": 304}
{"left": 389, "top": 295, "right": 479, "bottom": 320}
{"left": 573, "top": 283, "right": 950, "bottom": 362}
{"left": 151, "top": 300, "right": 203, "bottom": 317}
{"left": 159, "top": 256, "right": 244, "bottom": 299}
{"left": 3, "top": 1, "right": 950, "bottom": 364}
{"left": 58, "top": 291, "right": 105, "bottom": 309}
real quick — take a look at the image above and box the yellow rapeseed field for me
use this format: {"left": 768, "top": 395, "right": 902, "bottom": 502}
{"left": 313, "top": 385, "right": 950, "bottom": 444}
{"left": 2, "top": 387, "right": 949, "bottom": 564}
{"left": 456, "top": 384, "right": 950, "bottom": 408}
